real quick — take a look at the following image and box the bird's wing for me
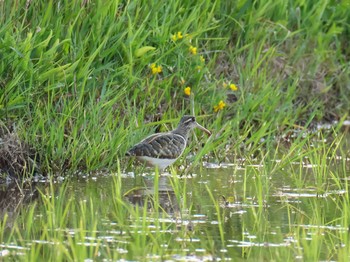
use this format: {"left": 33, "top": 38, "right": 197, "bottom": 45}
{"left": 127, "top": 133, "right": 187, "bottom": 159}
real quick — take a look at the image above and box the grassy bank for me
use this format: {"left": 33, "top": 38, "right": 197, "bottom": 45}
{"left": 0, "top": 0, "right": 349, "bottom": 173}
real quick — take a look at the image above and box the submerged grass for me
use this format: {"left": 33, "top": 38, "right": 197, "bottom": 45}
{"left": 0, "top": 133, "right": 349, "bottom": 260}
{"left": 0, "top": 0, "right": 349, "bottom": 174}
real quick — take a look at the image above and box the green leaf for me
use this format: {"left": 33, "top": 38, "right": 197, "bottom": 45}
{"left": 134, "top": 46, "right": 156, "bottom": 58}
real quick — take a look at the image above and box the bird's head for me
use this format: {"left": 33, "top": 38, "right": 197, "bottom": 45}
{"left": 178, "top": 115, "right": 211, "bottom": 136}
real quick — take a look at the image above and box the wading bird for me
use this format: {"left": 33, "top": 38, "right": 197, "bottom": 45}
{"left": 126, "top": 115, "right": 211, "bottom": 170}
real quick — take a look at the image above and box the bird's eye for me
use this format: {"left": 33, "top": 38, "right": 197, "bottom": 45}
{"left": 191, "top": 117, "right": 195, "bottom": 122}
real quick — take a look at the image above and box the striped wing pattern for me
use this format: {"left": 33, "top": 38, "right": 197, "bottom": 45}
{"left": 127, "top": 133, "right": 187, "bottom": 159}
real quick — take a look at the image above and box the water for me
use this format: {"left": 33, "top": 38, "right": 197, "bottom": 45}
{"left": 0, "top": 152, "right": 349, "bottom": 260}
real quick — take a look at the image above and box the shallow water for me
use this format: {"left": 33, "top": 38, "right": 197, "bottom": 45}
{"left": 1, "top": 156, "right": 350, "bottom": 261}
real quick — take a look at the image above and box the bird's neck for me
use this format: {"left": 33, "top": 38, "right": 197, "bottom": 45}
{"left": 171, "top": 126, "right": 191, "bottom": 140}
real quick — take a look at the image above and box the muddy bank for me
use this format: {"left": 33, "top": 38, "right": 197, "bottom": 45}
{"left": 0, "top": 124, "right": 41, "bottom": 183}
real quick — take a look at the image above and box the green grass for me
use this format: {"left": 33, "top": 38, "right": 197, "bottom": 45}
{"left": 1, "top": 0, "right": 349, "bottom": 173}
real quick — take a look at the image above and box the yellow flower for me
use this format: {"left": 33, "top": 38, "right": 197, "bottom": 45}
{"left": 189, "top": 45, "right": 197, "bottom": 55}
{"left": 171, "top": 31, "right": 184, "bottom": 41}
{"left": 214, "top": 100, "right": 226, "bottom": 112}
{"left": 171, "top": 34, "right": 177, "bottom": 41}
{"left": 184, "top": 86, "right": 191, "bottom": 96}
{"left": 219, "top": 100, "right": 226, "bottom": 108}
{"left": 200, "top": 55, "right": 205, "bottom": 63}
{"left": 196, "top": 65, "right": 202, "bottom": 71}
{"left": 150, "top": 63, "right": 162, "bottom": 75}
{"left": 229, "top": 83, "right": 238, "bottom": 91}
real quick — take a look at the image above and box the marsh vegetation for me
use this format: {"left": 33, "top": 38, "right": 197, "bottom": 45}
{"left": 1, "top": 0, "right": 350, "bottom": 260}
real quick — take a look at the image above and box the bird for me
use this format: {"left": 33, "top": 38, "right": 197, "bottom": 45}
{"left": 126, "top": 115, "right": 211, "bottom": 170}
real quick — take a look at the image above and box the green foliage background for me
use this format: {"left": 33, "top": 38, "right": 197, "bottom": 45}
{"left": 1, "top": 0, "right": 349, "bottom": 173}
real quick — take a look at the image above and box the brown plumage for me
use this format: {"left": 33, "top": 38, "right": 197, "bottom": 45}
{"left": 126, "top": 115, "right": 211, "bottom": 170}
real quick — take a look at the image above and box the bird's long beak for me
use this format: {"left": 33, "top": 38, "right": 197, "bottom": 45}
{"left": 195, "top": 122, "right": 212, "bottom": 136}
